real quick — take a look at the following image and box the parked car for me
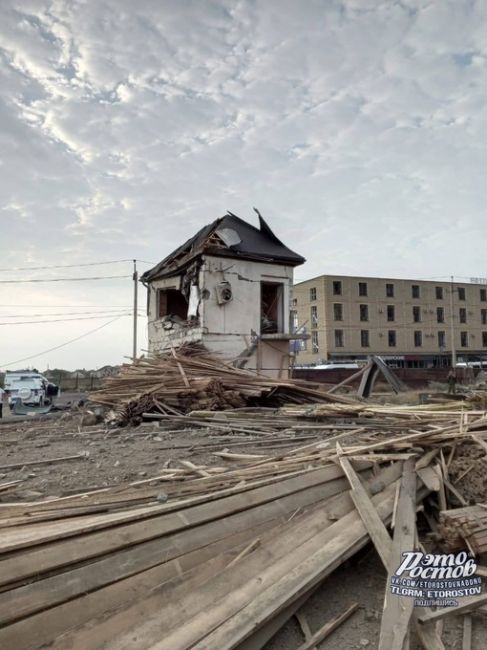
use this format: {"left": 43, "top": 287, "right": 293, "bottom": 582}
{"left": 4, "top": 371, "right": 59, "bottom": 407}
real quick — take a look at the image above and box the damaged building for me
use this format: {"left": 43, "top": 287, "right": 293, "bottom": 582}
{"left": 141, "top": 210, "right": 306, "bottom": 378}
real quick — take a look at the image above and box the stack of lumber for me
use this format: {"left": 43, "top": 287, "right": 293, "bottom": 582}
{"left": 89, "top": 343, "right": 354, "bottom": 425}
{"left": 0, "top": 454, "right": 431, "bottom": 650}
{"left": 439, "top": 504, "right": 487, "bottom": 553}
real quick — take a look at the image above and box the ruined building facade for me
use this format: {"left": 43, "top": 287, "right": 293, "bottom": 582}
{"left": 141, "top": 212, "right": 306, "bottom": 378}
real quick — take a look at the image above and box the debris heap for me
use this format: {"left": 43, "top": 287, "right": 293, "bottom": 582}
{"left": 89, "top": 343, "right": 353, "bottom": 425}
{"left": 1, "top": 405, "right": 486, "bottom": 649}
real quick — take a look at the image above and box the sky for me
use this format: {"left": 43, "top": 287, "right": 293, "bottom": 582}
{"left": 0, "top": 0, "right": 486, "bottom": 370}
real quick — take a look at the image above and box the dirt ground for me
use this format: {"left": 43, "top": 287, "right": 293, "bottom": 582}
{"left": 1, "top": 402, "right": 486, "bottom": 650}
{"left": 0, "top": 414, "right": 239, "bottom": 499}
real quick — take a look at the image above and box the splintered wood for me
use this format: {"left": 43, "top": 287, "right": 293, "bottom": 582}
{"left": 88, "top": 343, "right": 354, "bottom": 425}
{"left": 0, "top": 400, "right": 486, "bottom": 649}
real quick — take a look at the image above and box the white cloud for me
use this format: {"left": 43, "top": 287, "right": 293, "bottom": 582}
{"left": 1, "top": 0, "right": 486, "bottom": 368}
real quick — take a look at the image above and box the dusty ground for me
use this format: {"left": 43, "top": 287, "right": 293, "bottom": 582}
{"left": 1, "top": 400, "right": 486, "bottom": 649}
{"left": 0, "top": 413, "right": 255, "bottom": 499}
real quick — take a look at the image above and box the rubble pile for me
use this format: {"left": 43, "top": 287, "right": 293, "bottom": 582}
{"left": 89, "top": 343, "right": 353, "bottom": 425}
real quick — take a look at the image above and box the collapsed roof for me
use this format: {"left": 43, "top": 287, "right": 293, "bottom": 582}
{"left": 141, "top": 211, "right": 305, "bottom": 282}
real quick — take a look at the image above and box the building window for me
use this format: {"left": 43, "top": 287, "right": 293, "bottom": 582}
{"left": 360, "top": 330, "right": 370, "bottom": 347}
{"left": 332, "top": 281, "right": 342, "bottom": 296}
{"left": 483, "top": 332, "right": 487, "bottom": 347}
{"left": 414, "top": 330, "right": 422, "bottom": 347}
{"left": 333, "top": 303, "right": 343, "bottom": 321}
{"left": 359, "top": 304, "right": 369, "bottom": 321}
{"left": 413, "top": 306, "right": 421, "bottom": 323}
{"left": 309, "top": 287, "right": 317, "bottom": 301}
{"left": 481, "top": 289, "right": 487, "bottom": 302}
{"left": 386, "top": 283, "right": 394, "bottom": 298}
{"left": 460, "top": 331, "right": 468, "bottom": 347}
{"left": 436, "top": 286, "right": 444, "bottom": 300}
{"left": 438, "top": 331, "right": 446, "bottom": 348}
{"left": 459, "top": 307, "right": 467, "bottom": 324}
{"left": 458, "top": 287, "right": 466, "bottom": 301}
{"left": 312, "top": 331, "right": 319, "bottom": 353}
{"left": 292, "top": 297, "right": 297, "bottom": 307}
{"left": 437, "top": 307, "right": 444, "bottom": 323}
{"left": 261, "top": 282, "right": 284, "bottom": 333}
{"left": 388, "top": 330, "right": 396, "bottom": 347}
{"left": 310, "top": 305, "right": 318, "bottom": 328}
{"left": 157, "top": 288, "right": 188, "bottom": 320}
{"left": 412, "top": 285, "right": 420, "bottom": 299}
{"left": 358, "top": 282, "right": 367, "bottom": 297}
{"left": 387, "top": 305, "right": 395, "bottom": 322}
{"left": 334, "top": 329, "right": 344, "bottom": 347}
{"left": 482, "top": 309, "right": 487, "bottom": 325}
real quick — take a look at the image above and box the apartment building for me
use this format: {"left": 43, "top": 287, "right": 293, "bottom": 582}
{"left": 292, "top": 275, "right": 487, "bottom": 367}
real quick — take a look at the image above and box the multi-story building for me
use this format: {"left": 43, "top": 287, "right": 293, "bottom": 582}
{"left": 292, "top": 275, "right": 487, "bottom": 367}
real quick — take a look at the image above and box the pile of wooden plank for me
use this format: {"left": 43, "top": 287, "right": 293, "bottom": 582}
{"left": 0, "top": 453, "right": 430, "bottom": 650}
{"left": 89, "top": 344, "right": 353, "bottom": 425}
{"left": 439, "top": 505, "right": 487, "bottom": 553}
{"left": 1, "top": 404, "right": 486, "bottom": 649}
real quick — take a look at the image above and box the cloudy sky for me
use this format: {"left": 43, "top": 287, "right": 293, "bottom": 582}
{"left": 0, "top": 0, "right": 486, "bottom": 370}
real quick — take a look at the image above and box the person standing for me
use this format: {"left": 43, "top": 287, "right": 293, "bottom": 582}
{"left": 447, "top": 368, "right": 457, "bottom": 394}
{"left": 0, "top": 386, "right": 4, "bottom": 419}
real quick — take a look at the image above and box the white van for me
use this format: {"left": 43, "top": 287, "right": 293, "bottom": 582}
{"left": 4, "top": 371, "right": 58, "bottom": 407}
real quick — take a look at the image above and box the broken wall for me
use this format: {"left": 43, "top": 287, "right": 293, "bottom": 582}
{"left": 146, "top": 254, "right": 295, "bottom": 378}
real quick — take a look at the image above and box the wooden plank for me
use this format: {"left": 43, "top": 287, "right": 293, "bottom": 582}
{"left": 417, "top": 466, "right": 440, "bottom": 492}
{"left": 419, "top": 593, "right": 487, "bottom": 623}
{"left": 238, "top": 585, "right": 320, "bottom": 650}
{"left": 296, "top": 603, "right": 359, "bottom": 650}
{"left": 462, "top": 614, "right": 472, "bottom": 650}
{"left": 296, "top": 612, "right": 316, "bottom": 650}
{"left": 0, "top": 468, "right": 359, "bottom": 587}
{"left": 51, "top": 467, "right": 407, "bottom": 650}
{"left": 152, "top": 483, "right": 409, "bottom": 650}
{"left": 379, "top": 459, "right": 416, "bottom": 650}
{"left": 0, "top": 454, "right": 85, "bottom": 471}
{"left": 337, "top": 443, "right": 391, "bottom": 567}
{"left": 0, "top": 464, "right": 357, "bottom": 556}
{"left": 0, "top": 522, "right": 276, "bottom": 650}
{"left": 0, "top": 478, "right": 347, "bottom": 618}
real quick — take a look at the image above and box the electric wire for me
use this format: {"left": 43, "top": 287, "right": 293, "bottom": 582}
{"left": 0, "top": 314, "right": 147, "bottom": 326}
{"left": 0, "top": 309, "right": 133, "bottom": 318}
{"left": 0, "top": 275, "right": 131, "bottom": 283}
{"left": 0, "top": 315, "right": 127, "bottom": 368}
{"left": 0, "top": 259, "right": 155, "bottom": 272}
{"left": 0, "top": 304, "right": 132, "bottom": 308}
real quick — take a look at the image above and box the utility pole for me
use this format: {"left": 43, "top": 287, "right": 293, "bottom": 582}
{"left": 449, "top": 275, "right": 457, "bottom": 368}
{"left": 132, "top": 259, "right": 138, "bottom": 362}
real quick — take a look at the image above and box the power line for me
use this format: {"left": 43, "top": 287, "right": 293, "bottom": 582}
{"left": 0, "top": 275, "right": 131, "bottom": 284}
{"left": 0, "top": 313, "right": 141, "bottom": 324}
{"left": 0, "top": 304, "right": 132, "bottom": 308}
{"left": 0, "top": 309, "right": 132, "bottom": 318}
{"left": 0, "top": 259, "right": 155, "bottom": 272}
{"left": 0, "top": 314, "right": 135, "bottom": 325}
{"left": 0, "top": 315, "right": 126, "bottom": 368}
